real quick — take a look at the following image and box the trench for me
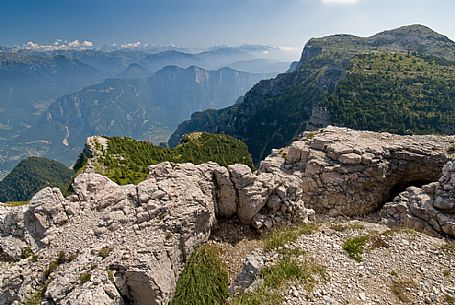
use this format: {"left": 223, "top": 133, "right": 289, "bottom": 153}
{"left": 386, "top": 179, "right": 432, "bottom": 203}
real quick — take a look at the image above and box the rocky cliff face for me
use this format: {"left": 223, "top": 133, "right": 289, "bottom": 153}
{"left": 267, "top": 126, "right": 455, "bottom": 216}
{"left": 1, "top": 126, "right": 455, "bottom": 304}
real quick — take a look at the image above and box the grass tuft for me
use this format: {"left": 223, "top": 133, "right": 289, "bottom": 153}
{"left": 445, "top": 294, "right": 455, "bottom": 305}
{"left": 342, "top": 235, "right": 369, "bottom": 262}
{"left": 79, "top": 272, "right": 91, "bottom": 284}
{"left": 98, "top": 246, "right": 113, "bottom": 259}
{"left": 330, "top": 222, "right": 365, "bottom": 232}
{"left": 26, "top": 250, "right": 76, "bottom": 305}
{"left": 4, "top": 201, "right": 29, "bottom": 207}
{"left": 229, "top": 257, "right": 326, "bottom": 305}
{"left": 21, "top": 246, "right": 33, "bottom": 259}
{"left": 263, "top": 223, "right": 319, "bottom": 252}
{"left": 171, "top": 244, "right": 229, "bottom": 305}
{"left": 262, "top": 257, "right": 326, "bottom": 292}
{"left": 229, "top": 288, "right": 283, "bottom": 305}
{"left": 448, "top": 143, "right": 455, "bottom": 153}
{"left": 442, "top": 241, "right": 455, "bottom": 256}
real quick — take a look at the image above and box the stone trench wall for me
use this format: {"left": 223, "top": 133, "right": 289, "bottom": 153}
{"left": 382, "top": 160, "right": 455, "bottom": 237}
{"left": 259, "top": 126, "right": 455, "bottom": 216}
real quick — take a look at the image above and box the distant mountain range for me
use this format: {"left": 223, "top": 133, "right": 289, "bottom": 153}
{"left": 0, "top": 44, "right": 292, "bottom": 171}
{"left": 170, "top": 25, "right": 455, "bottom": 163}
{"left": 23, "top": 65, "right": 274, "bottom": 165}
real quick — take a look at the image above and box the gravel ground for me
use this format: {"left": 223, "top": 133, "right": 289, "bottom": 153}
{"left": 211, "top": 217, "right": 455, "bottom": 305}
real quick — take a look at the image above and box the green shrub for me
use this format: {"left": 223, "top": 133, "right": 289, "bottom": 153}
{"left": 171, "top": 244, "right": 229, "bottom": 305}
{"left": 96, "top": 133, "right": 254, "bottom": 185}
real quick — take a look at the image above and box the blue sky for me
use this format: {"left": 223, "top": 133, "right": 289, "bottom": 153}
{"left": 1, "top": 0, "right": 455, "bottom": 52}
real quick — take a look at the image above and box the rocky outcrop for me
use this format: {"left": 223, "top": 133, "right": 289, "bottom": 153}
{"left": 382, "top": 159, "right": 455, "bottom": 237}
{"left": 2, "top": 126, "right": 454, "bottom": 304}
{"left": 0, "top": 160, "right": 313, "bottom": 304}
{"left": 260, "top": 126, "right": 455, "bottom": 216}
{"left": 0, "top": 165, "right": 218, "bottom": 305}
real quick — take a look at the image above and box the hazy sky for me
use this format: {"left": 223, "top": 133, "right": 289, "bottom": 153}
{"left": 1, "top": 0, "right": 455, "bottom": 52}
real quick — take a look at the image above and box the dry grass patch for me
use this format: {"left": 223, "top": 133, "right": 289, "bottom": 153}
{"left": 390, "top": 279, "right": 417, "bottom": 303}
{"left": 445, "top": 294, "right": 455, "bottom": 305}
{"left": 330, "top": 222, "right": 365, "bottom": 232}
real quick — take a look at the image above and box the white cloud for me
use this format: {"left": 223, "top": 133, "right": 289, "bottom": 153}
{"left": 278, "top": 46, "right": 300, "bottom": 52}
{"left": 81, "top": 41, "right": 93, "bottom": 48}
{"left": 68, "top": 40, "right": 82, "bottom": 48}
{"left": 120, "top": 41, "right": 141, "bottom": 48}
{"left": 24, "top": 39, "right": 94, "bottom": 51}
{"left": 320, "top": 0, "right": 360, "bottom": 4}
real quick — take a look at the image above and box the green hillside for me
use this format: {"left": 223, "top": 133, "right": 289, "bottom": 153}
{"left": 76, "top": 132, "right": 253, "bottom": 185}
{"left": 325, "top": 52, "right": 455, "bottom": 134}
{"left": 0, "top": 157, "right": 74, "bottom": 202}
{"left": 170, "top": 25, "right": 455, "bottom": 163}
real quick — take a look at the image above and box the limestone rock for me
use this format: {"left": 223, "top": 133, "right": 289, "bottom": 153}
{"left": 1, "top": 154, "right": 315, "bottom": 304}
{"left": 277, "top": 126, "right": 454, "bottom": 216}
{"left": 382, "top": 158, "right": 455, "bottom": 237}
{"left": 214, "top": 166, "right": 237, "bottom": 217}
{"left": 3, "top": 126, "right": 453, "bottom": 303}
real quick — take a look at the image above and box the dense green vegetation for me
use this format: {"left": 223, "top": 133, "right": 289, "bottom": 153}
{"left": 325, "top": 52, "right": 455, "bottom": 134}
{"left": 79, "top": 132, "right": 253, "bottom": 185}
{"left": 172, "top": 244, "right": 229, "bottom": 305}
{"left": 0, "top": 157, "right": 74, "bottom": 202}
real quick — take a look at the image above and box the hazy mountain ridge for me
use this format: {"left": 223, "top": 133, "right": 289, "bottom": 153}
{"left": 170, "top": 25, "right": 455, "bottom": 163}
{"left": 25, "top": 65, "right": 273, "bottom": 165}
